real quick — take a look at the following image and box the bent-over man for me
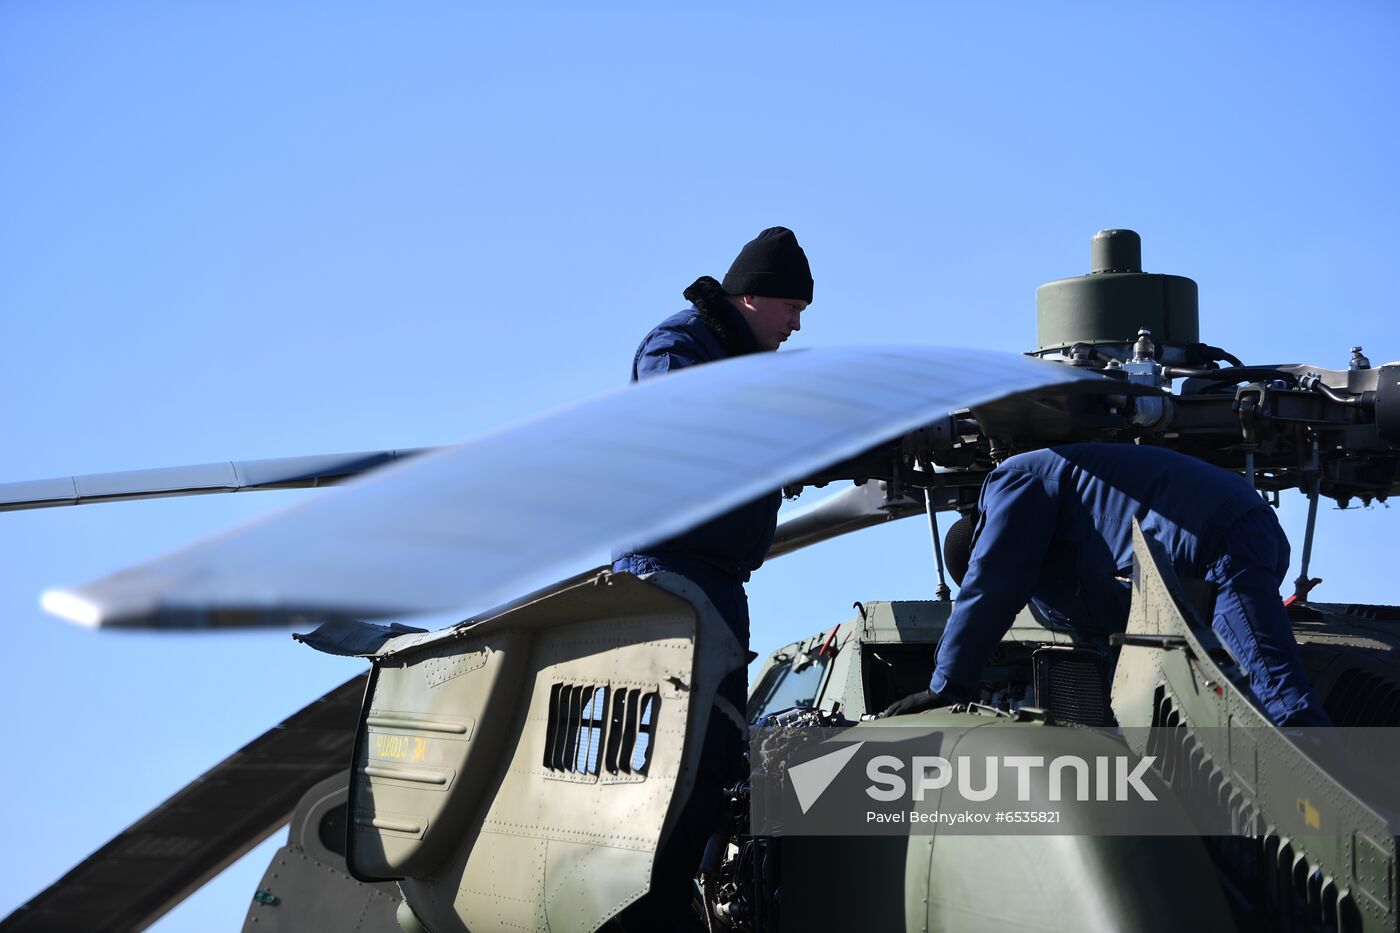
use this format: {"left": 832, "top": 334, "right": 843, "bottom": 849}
{"left": 884, "top": 443, "right": 1330, "bottom": 728}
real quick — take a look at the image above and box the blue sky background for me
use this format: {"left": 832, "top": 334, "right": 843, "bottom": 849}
{"left": 2, "top": 2, "right": 1397, "bottom": 929}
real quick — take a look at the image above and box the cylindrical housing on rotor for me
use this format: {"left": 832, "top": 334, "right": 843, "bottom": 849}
{"left": 1036, "top": 229, "right": 1199, "bottom": 355}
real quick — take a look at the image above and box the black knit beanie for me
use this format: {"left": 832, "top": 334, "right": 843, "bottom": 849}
{"left": 721, "top": 227, "right": 814, "bottom": 303}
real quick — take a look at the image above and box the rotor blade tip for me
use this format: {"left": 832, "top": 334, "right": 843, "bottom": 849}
{"left": 41, "top": 589, "right": 103, "bottom": 629}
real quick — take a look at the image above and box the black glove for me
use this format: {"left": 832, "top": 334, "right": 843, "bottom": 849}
{"left": 877, "top": 689, "right": 949, "bottom": 719}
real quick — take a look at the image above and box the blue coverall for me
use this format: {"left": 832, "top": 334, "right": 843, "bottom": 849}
{"left": 611, "top": 287, "right": 782, "bottom": 647}
{"left": 610, "top": 297, "right": 780, "bottom": 599}
{"left": 931, "top": 443, "right": 1331, "bottom": 727}
{"left": 610, "top": 282, "right": 780, "bottom": 927}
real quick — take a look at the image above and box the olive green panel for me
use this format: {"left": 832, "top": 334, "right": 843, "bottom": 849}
{"left": 816, "top": 620, "right": 861, "bottom": 715}
{"left": 1111, "top": 521, "right": 1398, "bottom": 932}
{"left": 856, "top": 599, "right": 952, "bottom": 639}
{"left": 772, "top": 708, "right": 1235, "bottom": 932}
{"left": 891, "top": 714, "right": 1237, "bottom": 932}
{"left": 241, "top": 774, "right": 402, "bottom": 933}
{"left": 917, "top": 834, "right": 1235, "bottom": 932}
{"left": 351, "top": 627, "right": 531, "bottom": 878}
{"left": 836, "top": 598, "right": 1069, "bottom": 647}
{"left": 367, "top": 571, "right": 743, "bottom": 933}
{"left": 1036, "top": 272, "right": 1198, "bottom": 352}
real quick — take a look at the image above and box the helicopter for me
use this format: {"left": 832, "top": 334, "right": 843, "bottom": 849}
{"left": 2, "top": 228, "right": 1397, "bottom": 932}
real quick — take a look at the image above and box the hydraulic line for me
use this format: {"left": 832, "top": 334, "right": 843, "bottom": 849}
{"left": 1302, "top": 376, "right": 1363, "bottom": 407}
{"left": 1200, "top": 344, "right": 1244, "bottom": 368}
{"left": 1165, "top": 365, "right": 1299, "bottom": 385}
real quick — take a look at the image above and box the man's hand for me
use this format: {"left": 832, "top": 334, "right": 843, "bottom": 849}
{"left": 877, "top": 689, "right": 949, "bottom": 719}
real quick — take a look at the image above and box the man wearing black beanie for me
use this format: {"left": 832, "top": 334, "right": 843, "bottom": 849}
{"left": 719, "top": 225, "right": 813, "bottom": 350}
{"left": 609, "top": 227, "right": 812, "bottom": 930}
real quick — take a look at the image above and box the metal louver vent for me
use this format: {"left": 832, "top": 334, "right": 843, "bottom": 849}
{"left": 544, "top": 684, "right": 608, "bottom": 775}
{"left": 604, "top": 687, "right": 657, "bottom": 776}
{"left": 1323, "top": 667, "right": 1400, "bottom": 726}
{"left": 543, "top": 683, "right": 657, "bottom": 777}
{"left": 1032, "top": 646, "right": 1112, "bottom": 726}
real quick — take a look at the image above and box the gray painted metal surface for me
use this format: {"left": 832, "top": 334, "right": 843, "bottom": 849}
{"left": 38, "top": 346, "right": 1101, "bottom": 629}
{"left": 240, "top": 774, "right": 401, "bottom": 933}
{"left": 766, "top": 480, "right": 923, "bottom": 559}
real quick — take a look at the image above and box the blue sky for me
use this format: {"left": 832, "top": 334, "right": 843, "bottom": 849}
{"left": 2, "top": 2, "right": 1397, "bottom": 929}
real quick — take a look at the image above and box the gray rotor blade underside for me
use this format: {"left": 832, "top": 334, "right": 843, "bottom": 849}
{"left": 768, "top": 467, "right": 994, "bottom": 559}
{"left": 767, "top": 481, "right": 920, "bottom": 559}
{"left": 0, "top": 449, "right": 434, "bottom": 512}
{"left": 44, "top": 346, "right": 1101, "bottom": 629}
{"left": 0, "top": 677, "right": 367, "bottom": 933}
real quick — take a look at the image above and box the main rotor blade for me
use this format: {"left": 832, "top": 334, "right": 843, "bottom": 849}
{"left": 0, "top": 677, "right": 366, "bottom": 933}
{"left": 42, "top": 346, "right": 1102, "bottom": 629}
{"left": 767, "top": 482, "right": 919, "bottom": 559}
{"left": 767, "top": 463, "right": 994, "bottom": 559}
{"left": 0, "top": 449, "right": 434, "bottom": 512}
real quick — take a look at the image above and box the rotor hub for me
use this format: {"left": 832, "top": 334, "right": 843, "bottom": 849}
{"left": 1034, "top": 229, "right": 1200, "bottom": 363}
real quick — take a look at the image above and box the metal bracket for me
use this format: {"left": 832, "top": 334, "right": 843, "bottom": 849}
{"left": 1109, "top": 633, "right": 1193, "bottom": 655}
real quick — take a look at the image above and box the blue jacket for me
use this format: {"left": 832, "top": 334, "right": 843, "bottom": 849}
{"left": 612, "top": 281, "right": 781, "bottom": 582}
{"left": 931, "top": 443, "right": 1268, "bottom": 699}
